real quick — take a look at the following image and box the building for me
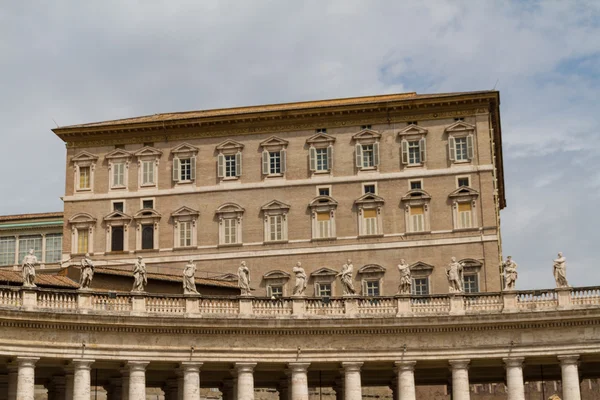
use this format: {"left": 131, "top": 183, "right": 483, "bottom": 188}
{"left": 52, "top": 91, "right": 505, "bottom": 297}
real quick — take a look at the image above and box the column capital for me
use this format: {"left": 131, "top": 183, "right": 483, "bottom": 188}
{"left": 394, "top": 360, "right": 416, "bottom": 372}
{"left": 341, "top": 362, "right": 363, "bottom": 372}
{"left": 72, "top": 359, "right": 95, "bottom": 370}
{"left": 16, "top": 357, "right": 39, "bottom": 368}
{"left": 234, "top": 362, "right": 257, "bottom": 373}
{"left": 127, "top": 361, "right": 149, "bottom": 372}
{"left": 287, "top": 362, "right": 310, "bottom": 373}
{"left": 448, "top": 359, "right": 470, "bottom": 370}
{"left": 502, "top": 357, "right": 525, "bottom": 368}
{"left": 558, "top": 354, "right": 580, "bottom": 365}
{"left": 180, "top": 361, "right": 204, "bottom": 372}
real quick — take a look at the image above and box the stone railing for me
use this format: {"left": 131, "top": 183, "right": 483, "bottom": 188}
{"left": 2, "top": 285, "right": 600, "bottom": 319}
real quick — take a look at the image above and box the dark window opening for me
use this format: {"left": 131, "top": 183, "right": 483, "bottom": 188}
{"left": 142, "top": 225, "right": 154, "bottom": 250}
{"left": 111, "top": 227, "right": 124, "bottom": 252}
{"left": 113, "top": 202, "right": 124, "bottom": 212}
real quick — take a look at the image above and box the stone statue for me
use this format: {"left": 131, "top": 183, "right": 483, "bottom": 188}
{"left": 238, "top": 261, "right": 251, "bottom": 296}
{"left": 397, "top": 259, "right": 411, "bottom": 295}
{"left": 553, "top": 252, "right": 569, "bottom": 288}
{"left": 548, "top": 395, "right": 561, "bottom": 400}
{"left": 502, "top": 256, "right": 518, "bottom": 291}
{"left": 21, "top": 249, "right": 37, "bottom": 288}
{"left": 79, "top": 253, "right": 95, "bottom": 290}
{"left": 183, "top": 260, "right": 199, "bottom": 294}
{"left": 446, "top": 257, "right": 464, "bottom": 293}
{"left": 292, "top": 261, "right": 307, "bottom": 296}
{"left": 337, "top": 259, "right": 356, "bottom": 295}
{"left": 132, "top": 256, "right": 147, "bottom": 292}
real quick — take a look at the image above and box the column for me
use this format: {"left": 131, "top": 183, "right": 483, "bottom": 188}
{"left": 181, "top": 362, "right": 202, "bottom": 400}
{"left": 16, "top": 357, "right": 39, "bottom": 400}
{"left": 7, "top": 364, "right": 17, "bottom": 400}
{"left": 558, "top": 355, "right": 581, "bottom": 400}
{"left": 73, "top": 359, "right": 94, "bottom": 400}
{"left": 120, "top": 368, "right": 130, "bottom": 400}
{"left": 394, "top": 361, "right": 416, "bottom": 400}
{"left": 128, "top": 361, "right": 149, "bottom": 400}
{"left": 503, "top": 357, "right": 525, "bottom": 400}
{"left": 288, "top": 363, "right": 310, "bottom": 400}
{"left": 448, "top": 359, "right": 470, "bottom": 400}
{"left": 341, "top": 362, "right": 363, "bottom": 400}
{"left": 235, "top": 363, "right": 257, "bottom": 400}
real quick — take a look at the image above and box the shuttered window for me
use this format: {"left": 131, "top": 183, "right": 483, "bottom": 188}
{"left": 179, "top": 221, "right": 192, "bottom": 247}
{"left": 316, "top": 212, "right": 331, "bottom": 238}
{"left": 458, "top": 202, "right": 472, "bottom": 229}
{"left": 410, "top": 206, "right": 425, "bottom": 232}
{"left": 363, "top": 209, "right": 378, "bottom": 235}
{"left": 223, "top": 218, "right": 237, "bottom": 244}
{"left": 78, "top": 229, "right": 90, "bottom": 253}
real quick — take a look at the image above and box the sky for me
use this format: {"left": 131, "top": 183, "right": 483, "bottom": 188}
{"left": 1, "top": 1, "right": 599, "bottom": 289}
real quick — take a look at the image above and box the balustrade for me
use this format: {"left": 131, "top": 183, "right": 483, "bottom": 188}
{"left": 146, "top": 296, "right": 185, "bottom": 314}
{"left": 36, "top": 290, "right": 77, "bottom": 310}
{"left": 252, "top": 298, "right": 293, "bottom": 315}
{"left": 410, "top": 296, "right": 450, "bottom": 314}
{"left": 516, "top": 290, "right": 558, "bottom": 310}
{"left": 92, "top": 293, "right": 132, "bottom": 311}
{"left": 306, "top": 298, "right": 345, "bottom": 316}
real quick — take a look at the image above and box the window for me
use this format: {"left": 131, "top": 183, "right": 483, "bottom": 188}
{"left": 216, "top": 140, "right": 244, "bottom": 180}
{"left": 409, "top": 180, "right": 422, "bottom": 190}
{"left": 362, "top": 209, "right": 378, "bottom": 235}
{"left": 260, "top": 136, "right": 289, "bottom": 177}
{"left": 106, "top": 149, "right": 132, "bottom": 190}
{"left": 78, "top": 228, "right": 90, "bottom": 253}
{"left": 223, "top": 218, "right": 237, "bottom": 244}
{"left": 318, "top": 187, "right": 330, "bottom": 196}
{"left": 409, "top": 206, "right": 425, "bottom": 232}
{"left": 224, "top": 155, "right": 236, "bottom": 177}
{"left": 401, "top": 139, "right": 426, "bottom": 166}
{"left": 261, "top": 201, "right": 290, "bottom": 243}
{"left": 310, "top": 197, "right": 337, "bottom": 240}
{"left": 412, "top": 277, "right": 429, "bottom": 295}
{"left": 179, "top": 158, "right": 192, "bottom": 180}
{"left": 0, "top": 237, "right": 16, "bottom": 266}
{"left": 314, "top": 148, "right": 330, "bottom": 172}
{"left": 458, "top": 177, "right": 470, "bottom": 187}
{"left": 407, "top": 121, "right": 418, "bottom": 125}
{"left": 316, "top": 212, "right": 331, "bottom": 238}
{"left": 458, "top": 202, "right": 473, "bottom": 229}
{"left": 268, "top": 285, "right": 283, "bottom": 298}
{"left": 464, "top": 275, "right": 479, "bottom": 293}
{"left": 172, "top": 207, "right": 199, "bottom": 249}
{"left": 71, "top": 151, "right": 98, "bottom": 192}
{"left": 446, "top": 122, "right": 475, "bottom": 163}
{"left": 401, "top": 190, "right": 431, "bottom": 234}
{"left": 316, "top": 283, "right": 332, "bottom": 297}
{"left": 141, "top": 160, "right": 155, "bottom": 185}
{"left": 362, "top": 144, "right": 375, "bottom": 168}
{"left": 172, "top": 143, "right": 199, "bottom": 183}
{"left": 449, "top": 187, "right": 479, "bottom": 230}
{"left": 18, "top": 236, "right": 42, "bottom": 262}
{"left": 135, "top": 146, "right": 162, "bottom": 188}
{"left": 353, "top": 129, "right": 381, "bottom": 170}
{"left": 142, "top": 199, "right": 154, "bottom": 209}
{"left": 45, "top": 234, "right": 62, "bottom": 264}
{"left": 454, "top": 137, "right": 469, "bottom": 161}
{"left": 115, "top": 144, "right": 125, "bottom": 149}
{"left": 316, "top": 128, "right": 327, "bottom": 133}
{"left": 454, "top": 117, "right": 464, "bottom": 122}
{"left": 355, "top": 194, "right": 384, "bottom": 237}
{"left": 178, "top": 221, "right": 192, "bottom": 247}
{"left": 69, "top": 213, "right": 97, "bottom": 255}
{"left": 110, "top": 227, "right": 123, "bottom": 252}
{"left": 141, "top": 225, "right": 154, "bottom": 250}
{"left": 217, "top": 203, "right": 244, "bottom": 246}
{"left": 112, "top": 162, "right": 125, "bottom": 187}
{"left": 268, "top": 215, "right": 283, "bottom": 241}
{"left": 113, "top": 202, "right": 124, "bottom": 212}
{"left": 363, "top": 184, "right": 376, "bottom": 194}
{"left": 361, "top": 125, "right": 372, "bottom": 130}
{"left": 79, "top": 167, "right": 91, "bottom": 189}
{"left": 364, "top": 280, "right": 380, "bottom": 297}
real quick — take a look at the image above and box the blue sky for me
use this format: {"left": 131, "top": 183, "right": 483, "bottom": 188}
{"left": 1, "top": 1, "right": 598, "bottom": 289}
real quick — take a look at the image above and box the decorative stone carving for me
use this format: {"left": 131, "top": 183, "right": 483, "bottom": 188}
{"left": 21, "top": 249, "right": 37, "bottom": 287}
{"left": 238, "top": 261, "right": 251, "bottom": 296}
{"left": 502, "top": 256, "right": 518, "bottom": 291}
{"left": 79, "top": 253, "right": 95, "bottom": 290}
{"left": 337, "top": 259, "right": 356, "bottom": 295}
{"left": 397, "top": 259, "right": 411, "bottom": 295}
{"left": 131, "top": 256, "right": 147, "bottom": 293}
{"left": 553, "top": 252, "right": 569, "bottom": 288}
{"left": 183, "top": 260, "right": 199, "bottom": 295}
{"left": 292, "top": 262, "right": 307, "bottom": 296}
{"left": 446, "top": 257, "right": 464, "bottom": 293}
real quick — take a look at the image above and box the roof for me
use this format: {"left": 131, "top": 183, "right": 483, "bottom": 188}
{"left": 0, "top": 270, "right": 79, "bottom": 288}
{"left": 0, "top": 212, "right": 63, "bottom": 222}
{"left": 94, "top": 267, "right": 239, "bottom": 289}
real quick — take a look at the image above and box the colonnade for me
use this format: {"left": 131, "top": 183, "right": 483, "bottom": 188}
{"left": 4, "top": 355, "right": 584, "bottom": 400}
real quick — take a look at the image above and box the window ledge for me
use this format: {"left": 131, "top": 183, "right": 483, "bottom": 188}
{"left": 75, "top": 189, "right": 92, "bottom": 193}
{"left": 140, "top": 183, "right": 157, "bottom": 188}
{"left": 358, "top": 167, "right": 377, "bottom": 172}
{"left": 104, "top": 251, "right": 127, "bottom": 256}
{"left": 221, "top": 177, "right": 240, "bottom": 182}
{"left": 358, "top": 234, "right": 384, "bottom": 239}
{"left": 452, "top": 227, "right": 479, "bottom": 233}
{"left": 175, "top": 180, "right": 195, "bottom": 185}
{"left": 218, "top": 243, "right": 243, "bottom": 248}
{"left": 265, "top": 174, "right": 284, "bottom": 179}
{"left": 404, "top": 163, "right": 425, "bottom": 168}
{"left": 135, "top": 249, "right": 159, "bottom": 254}
{"left": 173, "top": 246, "right": 199, "bottom": 251}
{"left": 263, "top": 240, "right": 289, "bottom": 245}
{"left": 404, "top": 231, "right": 432, "bottom": 236}
{"left": 312, "top": 170, "right": 331, "bottom": 175}
{"left": 110, "top": 186, "right": 127, "bottom": 190}
{"left": 452, "top": 160, "right": 472, "bottom": 165}
{"left": 311, "top": 237, "right": 337, "bottom": 242}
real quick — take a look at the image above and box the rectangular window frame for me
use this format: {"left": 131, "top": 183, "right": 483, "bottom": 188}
{"left": 362, "top": 182, "right": 377, "bottom": 195}
{"left": 0, "top": 237, "right": 16, "bottom": 266}
{"left": 316, "top": 185, "right": 332, "bottom": 197}
{"left": 316, "top": 282, "right": 332, "bottom": 297}
{"left": 456, "top": 175, "right": 471, "bottom": 188}
{"left": 140, "top": 198, "right": 155, "bottom": 210}
{"left": 412, "top": 277, "right": 429, "bottom": 296}
{"left": 44, "top": 234, "right": 63, "bottom": 264}
{"left": 464, "top": 274, "right": 479, "bottom": 293}
{"left": 363, "top": 279, "right": 381, "bottom": 297}
{"left": 409, "top": 179, "right": 423, "bottom": 190}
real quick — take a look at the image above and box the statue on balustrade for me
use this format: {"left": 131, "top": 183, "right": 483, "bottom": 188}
{"left": 132, "top": 256, "right": 147, "bottom": 292}
{"left": 21, "top": 249, "right": 37, "bottom": 288}
{"left": 397, "top": 259, "right": 411, "bottom": 295}
{"left": 238, "top": 261, "right": 251, "bottom": 296}
{"left": 183, "top": 260, "right": 199, "bottom": 294}
{"left": 337, "top": 259, "right": 356, "bottom": 295}
{"left": 446, "top": 257, "right": 464, "bottom": 293}
{"left": 502, "top": 256, "right": 518, "bottom": 291}
{"left": 553, "top": 252, "right": 569, "bottom": 288}
{"left": 292, "top": 261, "right": 307, "bottom": 296}
{"left": 79, "top": 253, "right": 95, "bottom": 290}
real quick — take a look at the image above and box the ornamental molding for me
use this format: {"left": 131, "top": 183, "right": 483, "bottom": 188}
{"left": 306, "top": 132, "right": 336, "bottom": 146}
{"left": 355, "top": 193, "right": 385, "bottom": 207}
{"left": 310, "top": 267, "right": 338, "bottom": 277}
{"left": 171, "top": 206, "right": 200, "bottom": 218}
{"left": 409, "top": 261, "right": 435, "bottom": 272}
{"left": 216, "top": 139, "right": 245, "bottom": 152}
{"left": 103, "top": 210, "right": 132, "bottom": 224}
{"left": 358, "top": 264, "right": 386, "bottom": 274}
{"left": 259, "top": 136, "right": 289, "bottom": 149}
{"left": 448, "top": 187, "right": 479, "bottom": 199}
{"left": 133, "top": 146, "right": 163, "bottom": 158}
{"left": 171, "top": 143, "right": 199, "bottom": 156}
{"left": 68, "top": 213, "right": 97, "bottom": 225}
{"left": 263, "top": 270, "right": 291, "bottom": 280}
{"left": 398, "top": 124, "right": 428, "bottom": 137}
{"left": 445, "top": 121, "right": 476, "bottom": 134}
{"left": 309, "top": 196, "right": 338, "bottom": 209}
{"left": 70, "top": 151, "right": 99, "bottom": 164}
{"left": 261, "top": 200, "right": 291, "bottom": 213}
{"left": 105, "top": 148, "right": 133, "bottom": 160}
{"left": 352, "top": 128, "right": 381, "bottom": 142}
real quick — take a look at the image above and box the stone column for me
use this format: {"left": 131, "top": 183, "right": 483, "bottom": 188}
{"left": 341, "top": 362, "right": 363, "bottom": 400}
{"left": 181, "top": 362, "right": 203, "bottom": 400}
{"left": 394, "top": 361, "right": 416, "bottom": 400}
{"left": 235, "top": 363, "right": 257, "bottom": 400}
{"left": 16, "top": 357, "right": 39, "bottom": 400}
{"left": 120, "top": 368, "right": 130, "bottom": 400}
{"left": 503, "top": 357, "right": 525, "bottom": 400}
{"left": 288, "top": 363, "right": 310, "bottom": 400}
{"left": 558, "top": 355, "right": 581, "bottom": 400}
{"left": 7, "top": 364, "right": 18, "bottom": 400}
{"left": 72, "top": 359, "right": 94, "bottom": 400}
{"left": 449, "top": 359, "right": 470, "bottom": 400}
{"left": 128, "top": 361, "right": 149, "bottom": 400}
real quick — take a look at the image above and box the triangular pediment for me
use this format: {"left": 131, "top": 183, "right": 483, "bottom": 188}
{"left": 134, "top": 209, "right": 162, "bottom": 219}
{"left": 172, "top": 143, "right": 199, "bottom": 155}
{"left": 352, "top": 129, "right": 381, "bottom": 141}
{"left": 133, "top": 146, "right": 163, "bottom": 157}
{"left": 448, "top": 187, "right": 479, "bottom": 198}
{"left": 216, "top": 139, "right": 245, "bottom": 151}
{"left": 358, "top": 264, "right": 386, "bottom": 274}
{"left": 310, "top": 267, "right": 338, "bottom": 277}
{"left": 263, "top": 270, "right": 291, "bottom": 280}
{"left": 171, "top": 206, "right": 200, "bottom": 218}
{"left": 260, "top": 136, "right": 289, "bottom": 148}
{"left": 409, "top": 261, "right": 435, "bottom": 272}
{"left": 261, "top": 200, "right": 291, "bottom": 212}
{"left": 216, "top": 202, "right": 245, "bottom": 214}
{"left": 309, "top": 196, "right": 338, "bottom": 208}
{"left": 355, "top": 193, "right": 385, "bottom": 205}
{"left": 70, "top": 151, "right": 98, "bottom": 163}
{"left": 105, "top": 149, "right": 133, "bottom": 160}
{"left": 401, "top": 189, "right": 432, "bottom": 201}
{"left": 215, "top": 273, "right": 238, "bottom": 281}
{"left": 68, "top": 213, "right": 97, "bottom": 224}
{"left": 306, "top": 132, "right": 336, "bottom": 145}
{"left": 445, "top": 121, "right": 475, "bottom": 133}
{"left": 103, "top": 210, "right": 132, "bottom": 222}
{"left": 398, "top": 124, "right": 428, "bottom": 136}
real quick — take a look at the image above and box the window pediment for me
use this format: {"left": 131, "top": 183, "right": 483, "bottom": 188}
{"left": 398, "top": 124, "right": 428, "bottom": 137}
{"left": 460, "top": 258, "right": 482, "bottom": 272}
{"left": 355, "top": 193, "right": 385, "bottom": 206}
{"left": 216, "top": 139, "right": 244, "bottom": 153}
{"left": 263, "top": 270, "right": 291, "bottom": 280}
{"left": 260, "top": 136, "right": 289, "bottom": 150}
{"left": 171, "top": 206, "right": 200, "bottom": 219}
{"left": 68, "top": 213, "right": 97, "bottom": 225}
{"left": 401, "top": 190, "right": 432, "bottom": 202}
{"left": 172, "top": 143, "right": 199, "bottom": 156}
{"left": 309, "top": 196, "right": 338, "bottom": 209}
{"left": 133, "top": 146, "right": 163, "bottom": 158}
{"left": 306, "top": 132, "right": 336, "bottom": 146}
{"left": 216, "top": 273, "right": 239, "bottom": 282}
{"left": 409, "top": 261, "right": 435, "bottom": 272}
{"left": 216, "top": 203, "right": 245, "bottom": 215}
{"left": 134, "top": 209, "right": 162, "bottom": 220}
{"left": 105, "top": 149, "right": 133, "bottom": 160}
{"left": 445, "top": 121, "right": 475, "bottom": 135}
{"left": 103, "top": 211, "right": 132, "bottom": 223}
{"left": 310, "top": 267, "right": 338, "bottom": 277}
{"left": 261, "top": 200, "right": 291, "bottom": 213}
{"left": 358, "top": 264, "right": 386, "bottom": 274}
{"left": 352, "top": 129, "right": 381, "bottom": 143}
{"left": 448, "top": 187, "right": 479, "bottom": 200}
{"left": 71, "top": 151, "right": 99, "bottom": 165}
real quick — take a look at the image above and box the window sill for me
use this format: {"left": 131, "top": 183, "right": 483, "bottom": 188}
{"left": 358, "top": 234, "right": 384, "bottom": 239}
{"left": 75, "top": 188, "right": 92, "bottom": 193}
{"left": 311, "top": 237, "right": 337, "bottom": 242}
{"left": 105, "top": 251, "right": 127, "bottom": 256}
{"left": 404, "top": 230, "right": 431, "bottom": 236}
{"left": 173, "top": 246, "right": 198, "bottom": 251}
{"left": 175, "top": 180, "right": 195, "bottom": 185}
{"left": 265, "top": 174, "right": 284, "bottom": 179}
{"left": 452, "top": 160, "right": 472, "bottom": 165}
{"left": 312, "top": 170, "right": 331, "bottom": 175}
{"left": 135, "top": 249, "right": 159, "bottom": 254}
{"left": 221, "top": 176, "right": 240, "bottom": 181}
{"left": 140, "top": 183, "right": 157, "bottom": 188}
{"left": 404, "top": 163, "right": 424, "bottom": 168}
{"left": 452, "top": 227, "right": 479, "bottom": 233}
{"left": 218, "top": 243, "right": 243, "bottom": 248}
{"left": 110, "top": 186, "right": 127, "bottom": 190}
{"left": 263, "top": 240, "right": 289, "bottom": 245}
{"left": 358, "top": 167, "right": 377, "bottom": 172}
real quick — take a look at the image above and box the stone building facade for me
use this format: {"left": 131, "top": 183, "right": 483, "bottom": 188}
{"left": 52, "top": 91, "right": 505, "bottom": 297}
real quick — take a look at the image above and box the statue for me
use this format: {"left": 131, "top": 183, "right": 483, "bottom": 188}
{"left": 548, "top": 395, "right": 561, "bottom": 400}
{"left": 446, "top": 257, "right": 464, "bottom": 293}
{"left": 131, "top": 256, "right": 147, "bottom": 292}
{"left": 397, "top": 259, "right": 411, "bottom": 295}
{"left": 502, "top": 256, "right": 518, "bottom": 290}
{"left": 183, "top": 260, "right": 199, "bottom": 294}
{"left": 21, "top": 249, "right": 37, "bottom": 287}
{"left": 553, "top": 252, "right": 569, "bottom": 288}
{"left": 337, "top": 259, "right": 356, "bottom": 295}
{"left": 238, "top": 261, "right": 251, "bottom": 296}
{"left": 292, "top": 262, "right": 307, "bottom": 296}
{"left": 79, "top": 253, "right": 95, "bottom": 290}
